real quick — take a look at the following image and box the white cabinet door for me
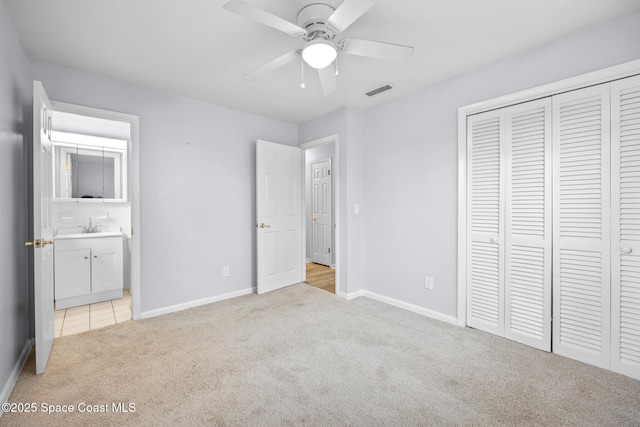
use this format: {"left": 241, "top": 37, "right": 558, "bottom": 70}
{"left": 504, "top": 98, "right": 552, "bottom": 351}
{"left": 611, "top": 74, "right": 640, "bottom": 380}
{"left": 466, "top": 110, "right": 505, "bottom": 336}
{"left": 552, "top": 84, "right": 611, "bottom": 369}
{"left": 92, "top": 239, "right": 123, "bottom": 293}
{"left": 54, "top": 249, "right": 91, "bottom": 299}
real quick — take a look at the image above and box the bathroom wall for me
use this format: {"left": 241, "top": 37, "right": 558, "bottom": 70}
{"left": 52, "top": 201, "right": 131, "bottom": 235}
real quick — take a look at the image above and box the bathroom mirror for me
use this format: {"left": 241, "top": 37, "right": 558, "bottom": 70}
{"left": 53, "top": 133, "right": 127, "bottom": 201}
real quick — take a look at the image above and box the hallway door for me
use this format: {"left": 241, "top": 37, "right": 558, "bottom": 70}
{"left": 311, "top": 159, "right": 332, "bottom": 266}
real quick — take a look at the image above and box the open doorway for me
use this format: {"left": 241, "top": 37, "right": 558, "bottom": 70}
{"left": 302, "top": 136, "right": 336, "bottom": 294}
{"left": 47, "top": 101, "right": 139, "bottom": 337}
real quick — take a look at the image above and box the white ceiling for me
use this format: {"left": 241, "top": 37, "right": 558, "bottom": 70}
{"left": 5, "top": 0, "right": 640, "bottom": 124}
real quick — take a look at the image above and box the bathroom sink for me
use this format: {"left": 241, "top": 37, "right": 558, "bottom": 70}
{"left": 54, "top": 231, "right": 123, "bottom": 240}
{"left": 55, "top": 227, "right": 85, "bottom": 235}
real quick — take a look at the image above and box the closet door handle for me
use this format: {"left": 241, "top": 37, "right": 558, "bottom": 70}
{"left": 621, "top": 247, "right": 632, "bottom": 254}
{"left": 490, "top": 237, "right": 499, "bottom": 243}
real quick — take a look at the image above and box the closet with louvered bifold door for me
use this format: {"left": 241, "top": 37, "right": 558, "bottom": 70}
{"left": 466, "top": 73, "right": 640, "bottom": 380}
{"left": 611, "top": 75, "right": 640, "bottom": 379}
{"left": 552, "top": 75, "right": 640, "bottom": 377}
{"left": 552, "top": 83, "right": 612, "bottom": 369}
{"left": 466, "top": 97, "right": 552, "bottom": 351}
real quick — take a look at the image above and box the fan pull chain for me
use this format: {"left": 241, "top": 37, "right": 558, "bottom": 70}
{"left": 300, "top": 55, "right": 306, "bottom": 89}
{"left": 335, "top": 55, "right": 339, "bottom": 76}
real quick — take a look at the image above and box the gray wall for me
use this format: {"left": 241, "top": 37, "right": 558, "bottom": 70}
{"left": 360, "top": 10, "right": 640, "bottom": 318}
{"left": 30, "top": 61, "right": 297, "bottom": 314}
{"left": 0, "top": 0, "right": 29, "bottom": 403}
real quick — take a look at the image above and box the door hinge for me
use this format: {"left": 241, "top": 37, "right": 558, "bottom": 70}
{"left": 328, "top": 247, "right": 331, "bottom": 253}
{"left": 328, "top": 170, "right": 331, "bottom": 175}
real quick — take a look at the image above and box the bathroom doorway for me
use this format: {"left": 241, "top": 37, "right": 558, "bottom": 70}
{"left": 47, "top": 101, "right": 140, "bottom": 337}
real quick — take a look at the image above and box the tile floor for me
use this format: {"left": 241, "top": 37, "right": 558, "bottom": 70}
{"left": 54, "top": 289, "right": 132, "bottom": 338}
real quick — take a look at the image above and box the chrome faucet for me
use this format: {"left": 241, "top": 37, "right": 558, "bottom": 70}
{"left": 86, "top": 217, "right": 99, "bottom": 233}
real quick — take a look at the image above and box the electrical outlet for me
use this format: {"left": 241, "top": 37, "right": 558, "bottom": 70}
{"left": 222, "top": 266, "right": 230, "bottom": 277}
{"left": 425, "top": 276, "right": 434, "bottom": 290}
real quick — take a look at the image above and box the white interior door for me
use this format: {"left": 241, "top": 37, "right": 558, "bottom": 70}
{"left": 256, "top": 140, "right": 303, "bottom": 294}
{"left": 31, "top": 81, "right": 55, "bottom": 374}
{"left": 552, "top": 83, "right": 611, "bottom": 369}
{"left": 466, "top": 110, "right": 506, "bottom": 336}
{"left": 504, "top": 98, "right": 552, "bottom": 351}
{"left": 611, "top": 74, "right": 640, "bottom": 380}
{"left": 311, "top": 159, "right": 332, "bottom": 266}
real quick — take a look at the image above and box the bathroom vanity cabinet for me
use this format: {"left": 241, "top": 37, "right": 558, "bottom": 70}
{"left": 54, "top": 233, "right": 123, "bottom": 309}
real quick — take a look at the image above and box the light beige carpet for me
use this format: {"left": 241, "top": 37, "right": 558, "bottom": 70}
{"left": 2, "top": 284, "right": 640, "bottom": 426}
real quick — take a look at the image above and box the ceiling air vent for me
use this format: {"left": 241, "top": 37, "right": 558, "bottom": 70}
{"left": 366, "top": 84, "right": 393, "bottom": 97}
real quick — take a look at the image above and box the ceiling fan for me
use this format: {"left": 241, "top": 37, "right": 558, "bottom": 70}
{"left": 223, "top": 0, "right": 414, "bottom": 95}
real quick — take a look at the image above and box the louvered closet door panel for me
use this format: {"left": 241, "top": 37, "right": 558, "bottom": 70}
{"left": 504, "top": 98, "right": 552, "bottom": 351}
{"left": 552, "top": 84, "right": 611, "bottom": 369}
{"left": 611, "top": 74, "right": 640, "bottom": 380}
{"left": 467, "top": 110, "right": 505, "bottom": 336}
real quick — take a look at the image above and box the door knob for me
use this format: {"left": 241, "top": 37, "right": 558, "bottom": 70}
{"left": 42, "top": 240, "right": 54, "bottom": 247}
{"left": 621, "top": 247, "right": 633, "bottom": 254}
{"left": 490, "top": 237, "right": 499, "bottom": 243}
{"left": 25, "top": 239, "right": 42, "bottom": 248}
{"left": 258, "top": 223, "right": 271, "bottom": 228}
{"left": 311, "top": 216, "right": 317, "bottom": 221}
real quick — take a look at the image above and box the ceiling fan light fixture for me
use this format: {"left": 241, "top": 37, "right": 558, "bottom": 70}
{"left": 302, "top": 40, "right": 337, "bottom": 69}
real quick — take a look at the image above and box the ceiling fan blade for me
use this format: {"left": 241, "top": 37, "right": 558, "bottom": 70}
{"left": 223, "top": 0, "right": 307, "bottom": 37}
{"left": 244, "top": 50, "right": 299, "bottom": 81}
{"left": 326, "top": 0, "right": 377, "bottom": 33}
{"left": 340, "top": 39, "right": 414, "bottom": 62}
{"left": 318, "top": 65, "right": 338, "bottom": 96}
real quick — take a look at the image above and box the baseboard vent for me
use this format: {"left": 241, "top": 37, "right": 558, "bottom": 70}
{"left": 366, "top": 84, "right": 393, "bottom": 97}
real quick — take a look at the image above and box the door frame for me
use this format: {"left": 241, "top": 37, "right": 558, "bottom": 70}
{"left": 457, "top": 58, "right": 640, "bottom": 327}
{"left": 49, "top": 100, "right": 141, "bottom": 319}
{"left": 300, "top": 134, "right": 339, "bottom": 293}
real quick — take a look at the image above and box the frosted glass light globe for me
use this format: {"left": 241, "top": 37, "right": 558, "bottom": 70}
{"left": 302, "top": 40, "right": 337, "bottom": 69}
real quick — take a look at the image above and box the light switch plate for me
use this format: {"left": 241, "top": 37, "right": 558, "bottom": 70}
{"left": 425, "top": 276, "right": 434, "bottom": 289}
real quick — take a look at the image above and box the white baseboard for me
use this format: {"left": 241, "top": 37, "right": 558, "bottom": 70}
{"left": 336, "top": 289, "right": 365, "bottom": 300}
{"left": 1, "top": 340, "right": 32, "bottom": 412}
{"left": 340, "top": 289, "right": 458, "bottom": 325}
{"left": 140, "top": 287, "right": 254, "bottom": 320}
{"left": 137, "top": 285, "right": 457, "bottom": 328}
